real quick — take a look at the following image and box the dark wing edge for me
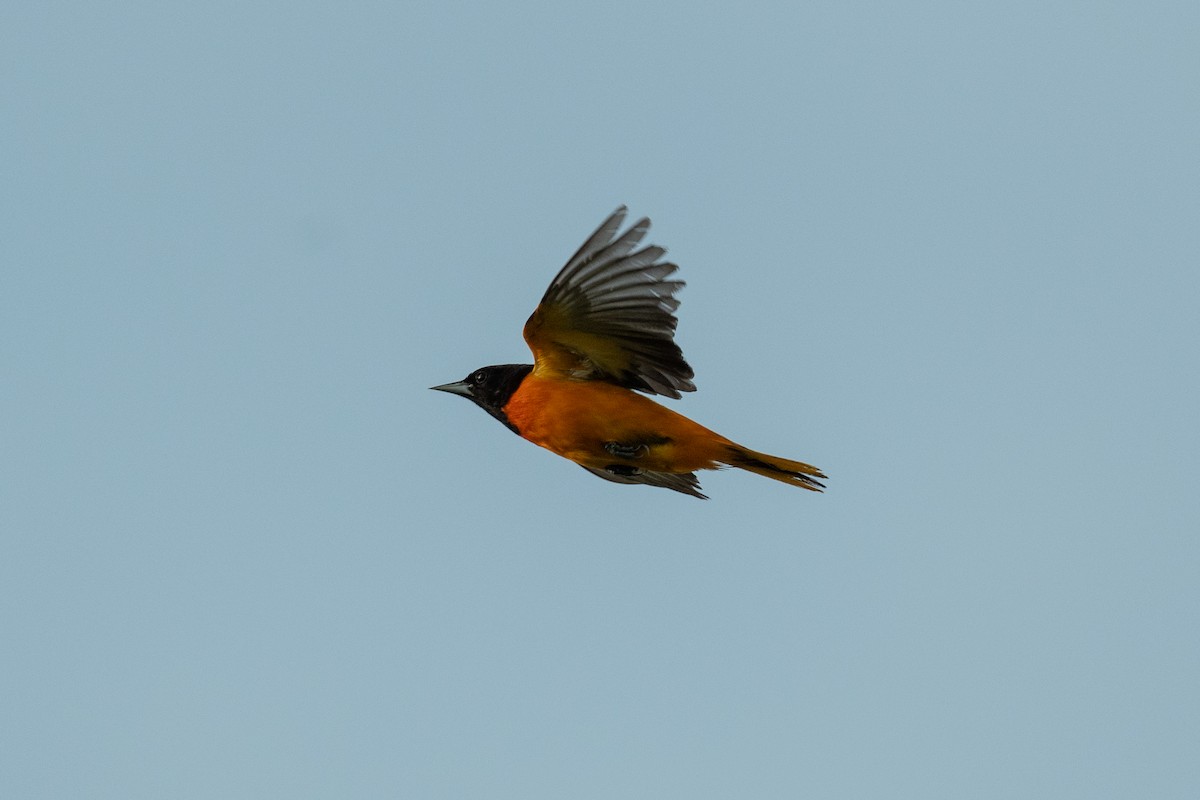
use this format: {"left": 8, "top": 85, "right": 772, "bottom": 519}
{"left": 580, "top": 465, "right": 709, "bottom": 500}
{"left": 533, "top": 206, "right": 697, "bottom": 398}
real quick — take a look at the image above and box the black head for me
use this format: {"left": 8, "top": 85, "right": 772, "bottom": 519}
{"left": 430, "top": 364, "right": 533, "bottom": 433}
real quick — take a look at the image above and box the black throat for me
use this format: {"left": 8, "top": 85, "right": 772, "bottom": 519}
{"left": 468, "top": 364, "right": 533, "bottom": 433}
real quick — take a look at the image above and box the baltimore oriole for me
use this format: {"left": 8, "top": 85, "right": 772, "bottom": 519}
{"left": 431, "top": 207, "right": 826, "bottom": 499}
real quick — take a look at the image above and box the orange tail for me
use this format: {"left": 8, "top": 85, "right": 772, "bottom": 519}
{"left": 723, "top": 445, "right": 827, "bottom": 492}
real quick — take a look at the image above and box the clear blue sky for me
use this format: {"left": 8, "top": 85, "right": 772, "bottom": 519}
{"left": 3, "top": 2, "right": 1198, "bottom": 798}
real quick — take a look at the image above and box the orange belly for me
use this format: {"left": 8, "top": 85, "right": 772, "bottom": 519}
{"left": 504, "top": 374, "right": 732, "bottom": 474}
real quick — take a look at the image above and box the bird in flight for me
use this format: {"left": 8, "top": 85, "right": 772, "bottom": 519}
{"left": 431, "top": 207, "right": 826, "bottom": 499}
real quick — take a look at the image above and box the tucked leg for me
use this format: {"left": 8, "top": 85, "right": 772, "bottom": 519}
{"left": 604, "top": 441, "right": 648, "bottom": 459}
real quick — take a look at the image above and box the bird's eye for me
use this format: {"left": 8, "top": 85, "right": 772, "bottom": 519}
{"left": 471, "top": 371, "right": 485, "bottom": 384}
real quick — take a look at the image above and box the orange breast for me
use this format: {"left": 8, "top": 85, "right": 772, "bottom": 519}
{"left": 504, "top": 374, "right": 731, "bottom": 473}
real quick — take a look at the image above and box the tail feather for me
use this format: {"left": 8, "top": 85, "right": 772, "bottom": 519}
{"left": 724, "top": 445, "right": 826, "bottom": 492}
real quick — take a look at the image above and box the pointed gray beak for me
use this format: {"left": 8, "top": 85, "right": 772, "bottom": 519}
{"left": 430, "top": 380, "right": 473, "bottom": 398}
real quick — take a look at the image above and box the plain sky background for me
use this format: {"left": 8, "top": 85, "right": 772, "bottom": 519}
{"left": 3, "top": 2, "right": 1198, "bottom": 798}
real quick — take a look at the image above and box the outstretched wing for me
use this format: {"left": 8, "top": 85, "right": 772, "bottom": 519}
{"left": 523, "top": 206, "right": 696, "bottom": 398}
{"left": 580, "top": 465, "right": 708, "bottom": 500}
